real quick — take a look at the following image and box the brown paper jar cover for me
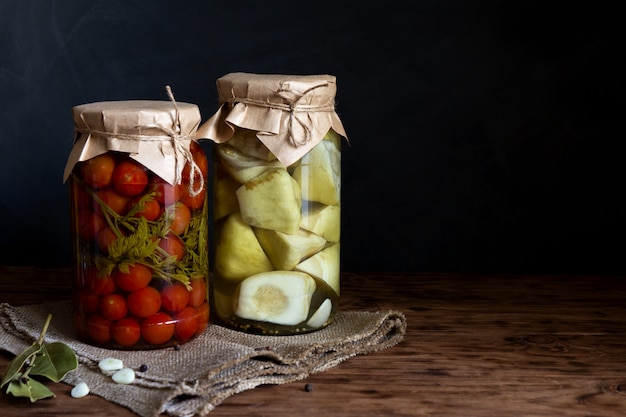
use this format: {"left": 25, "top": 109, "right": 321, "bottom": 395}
{"left": 196, "top": 72, "right": 348, "bottom": 166}
{"left": 63, "top": 99, "right": 202, "bottom": 186}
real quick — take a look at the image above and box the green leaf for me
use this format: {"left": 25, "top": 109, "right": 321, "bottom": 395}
{"left": 6, "top": 377, "right": 55, "bottom": 402}
{"left": 0, "top": 344, "right": 42, "bottom": 388}
{"left": 30, "top": 342, "right": 78, "bottom": 382}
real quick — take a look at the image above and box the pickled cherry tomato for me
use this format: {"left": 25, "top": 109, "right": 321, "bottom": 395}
{"left": 161, "top": 283, "right": 190, "bottom": 312}
{"left": 86, "top": 315, "right": 112, "bottom": 344}
{"left": 111, "top": 318, "right": 141, "bottom": 347}
{"left": 79, "top": 153, "right": 116, "bottom": 189}
{"left": 112, "top": 160, "right": 149, "bottom": 197}
{"left": 141, "top": 312, "right": 175, "bottom": 345}
{"left": 96, "top": 188, "right": 131, "bottom": 216}
{"left": 127, "top": 195, "right": 161, "bottom": 221}
{"left": 99, "top": 293, "right": 128, "bottom": 320}
{"left": 195, "top": 302, "right": 210, "bottom": 333}
{"left": 77, "top": 209, "right": 105, "bottom": 241}
{"left": 189, "top": 278, "right": 207, "bottom": 307}
{"left": 113, "top": 264, "right": 153, "bottom": 292}
{"left": 174, "top": 306, "right": 199, "bottom": 342}
{"left": 181, "top": 187, "right": 206, "bottom": 211}
{"left": 182, "top": 141, "right": 209, "bottom": 182}
{"left": 149, "top": 175, "right": 183, "bottom": 206}
{"left": 127, "top": 286, "right": 161, "bottom": 317}
{"left": 96, "top": 227, "right": 118, "bottom": 254}
{"left": 84, "top": 268, "right": 116, "bottom": 295}
{"left": 164, "top": 203, "right": 191, "bottom": 235}
{"left": 76, "top": 289, "right": 99, "bottom": 315}
{"left": 158, "top": 234, "right": 186, "bottom": 261}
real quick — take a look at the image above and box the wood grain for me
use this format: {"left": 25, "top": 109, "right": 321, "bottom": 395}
{"left": 1, "top": 267, "right": 626, "bottom": 416}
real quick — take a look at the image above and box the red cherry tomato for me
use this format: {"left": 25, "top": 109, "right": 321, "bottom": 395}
{"left": 195, "top": 302, "right": 210, "bottom": 334}
{"left": 76, "top": 209, "right": 105, "bottom": 242}
{"left": 127, "top": 286, "right": 161, "bottom": 317}
{"left": 96, "top": 226, "right": 118, "bottom": 254}
{"left": 161, "top": 283, "right": 190, "bottom": 312}
{"left": 158, "top": 234, "right": 186, "bottom": 261}
{"left": 79, "top": 153, "right": 116, "bottom": 189}
{"left": 113, "top": 264, "right": 153, "bottom": 292}
{"left": 111, "top": 317, "right": 141, "bottom": 347}
{"left": 149, "top": 175, "right": 183, "bottom": 206}
{"left": 76, "top": 289, "right": 100, "bottom": 315}
{"left": 98, "top": 293, "right": 128, "bottom": 321}
{"left": 189, "top": 278, "right": 207, "bottom": 307}
{"left": 127, "top": 195, "right": 161, "bottom": 221}
{"left": 141, "top": 312, "right": 175, "bottom": 345}
{"left": 96, "top": 188, "right": 131, "bottom": 216}
{"left": 164, "top": 203, "right": 191, "bottom": 236}
{"left": 112, "top": 159, "right": 149, "bottom": 197}
{"left": 86, "top": 314, "right": 112, "bottom": 344}
{"left": 174, "top": 306, "right": 199, "bottom": 342}
{"left": 181, "top": 187, "right": 205, "bottom": 211}
{"left": 182, "top": 141, "right": 209, "bottom": 182}
{"left": 84, "top": 267, "right": 116, "bottom": 295}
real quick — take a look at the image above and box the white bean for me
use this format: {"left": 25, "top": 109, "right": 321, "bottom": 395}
{"left": 98, "top": 357, "right": 124, "bottom": 372}
{"left": 70, "top": 382, "right": 90, "bottom": 398}
{"left": 112, "top": 368, "right": 135, "bottom": 384}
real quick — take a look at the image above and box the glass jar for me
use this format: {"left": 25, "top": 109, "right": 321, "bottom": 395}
{"left": 63, "top": 95, "right": 210, "bottom": 349}
{"left": 198, "top": 73, "right": 348, "bottom": 334}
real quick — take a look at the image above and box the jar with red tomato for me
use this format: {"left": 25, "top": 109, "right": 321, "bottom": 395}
{"left": 64, "top": 90, "right": 210, "bottom": 349}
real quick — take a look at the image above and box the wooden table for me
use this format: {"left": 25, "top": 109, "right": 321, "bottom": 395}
{"left": 1, "top": 266, "right": 626, "bottom": 416}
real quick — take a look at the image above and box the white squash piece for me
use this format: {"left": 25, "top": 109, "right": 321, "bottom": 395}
{"left": 214, "top": 212, "right": 273, "bottom": 282}
{"left": 306, "top": 298, "right": 333, "bottom": 328}
{"left": 217, "top": 144, "right": 283, "bottom": 183}
{"left": 236, "top": 169, "right": 302, "bottom": 234}
{"left": 295, "top": 244, "right": 340, "bottom": 295}
{"left": 214, "top": 174, "right": 240, "bottom": 220}
{"left": 300, "top": 204, "right": 340, "bottom": 242}
{"left": 227, "top": 128, "right": 277, "bottom": 161}
{"left": 233, "top": 271, "right": 316, "bottom": 325}
{"left": 255, "top": 228, "right": 327, "bottom": 270}
{"left": 292, "top": 139, "right": 340, "bottom": 205}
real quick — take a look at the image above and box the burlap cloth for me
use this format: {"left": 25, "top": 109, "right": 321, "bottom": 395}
{"left": 0, "top": 301, "right": 406, "bottom": 417}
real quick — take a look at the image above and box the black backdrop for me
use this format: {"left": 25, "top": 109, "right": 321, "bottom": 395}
{"left": 0, "top": 0, "right": 622, "bottom": 273}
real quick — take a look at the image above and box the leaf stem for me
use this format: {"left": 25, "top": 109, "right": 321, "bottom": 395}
{"left": 37, "top": 314, "right": 53, "bottom": 345}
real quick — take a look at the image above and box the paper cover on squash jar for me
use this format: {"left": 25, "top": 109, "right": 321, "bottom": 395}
{"left": 196, "top": 72, "right": 348, "bottom": 167}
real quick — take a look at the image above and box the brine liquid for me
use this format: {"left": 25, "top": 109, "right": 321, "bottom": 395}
{"left": 69, "top": 147, "right": 210, "bottom": 349}
{"left": 212, "top": 129, "right": 341, "bottom": 335}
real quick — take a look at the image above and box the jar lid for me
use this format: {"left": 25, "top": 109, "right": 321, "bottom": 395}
{"left": 63, "top": 95, "right": 201, "bottom": 186}
{"left": 197, "top": 73, "right": 347, "bottom": 166}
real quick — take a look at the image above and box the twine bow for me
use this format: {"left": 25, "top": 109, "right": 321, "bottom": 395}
{"left": 161, "top": 85, "right": 204, "bottom": 197}
{"left": 225, "top": 82, "right": 335, "bottom": 147}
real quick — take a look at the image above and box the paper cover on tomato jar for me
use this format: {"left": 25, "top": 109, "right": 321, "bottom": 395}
{"left": 196, "top": 72, "right": 348, "bottom": 167}
{"left": 63, "top": 90, "right": 202, "bottom": 186}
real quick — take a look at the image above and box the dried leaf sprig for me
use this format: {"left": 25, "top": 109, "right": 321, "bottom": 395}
{"left": 1, "top": 314, "right": 78, "bottom": 402}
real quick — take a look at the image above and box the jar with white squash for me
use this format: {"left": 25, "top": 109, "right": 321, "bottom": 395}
{"left": 198, "top": 73, "right": 348, "bottom": 334}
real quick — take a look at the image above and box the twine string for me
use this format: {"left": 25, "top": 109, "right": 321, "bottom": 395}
{"left": 224, "top": 82, "right": 334, "bottom": 147}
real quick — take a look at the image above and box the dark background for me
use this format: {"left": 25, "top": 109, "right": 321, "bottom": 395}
{"left": 0, "top": 1, "right": 622, "bottom": 273}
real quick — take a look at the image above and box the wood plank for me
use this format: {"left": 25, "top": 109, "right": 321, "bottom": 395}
{"left": 1, "top": 268, "right": 626, "bottom": 416}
